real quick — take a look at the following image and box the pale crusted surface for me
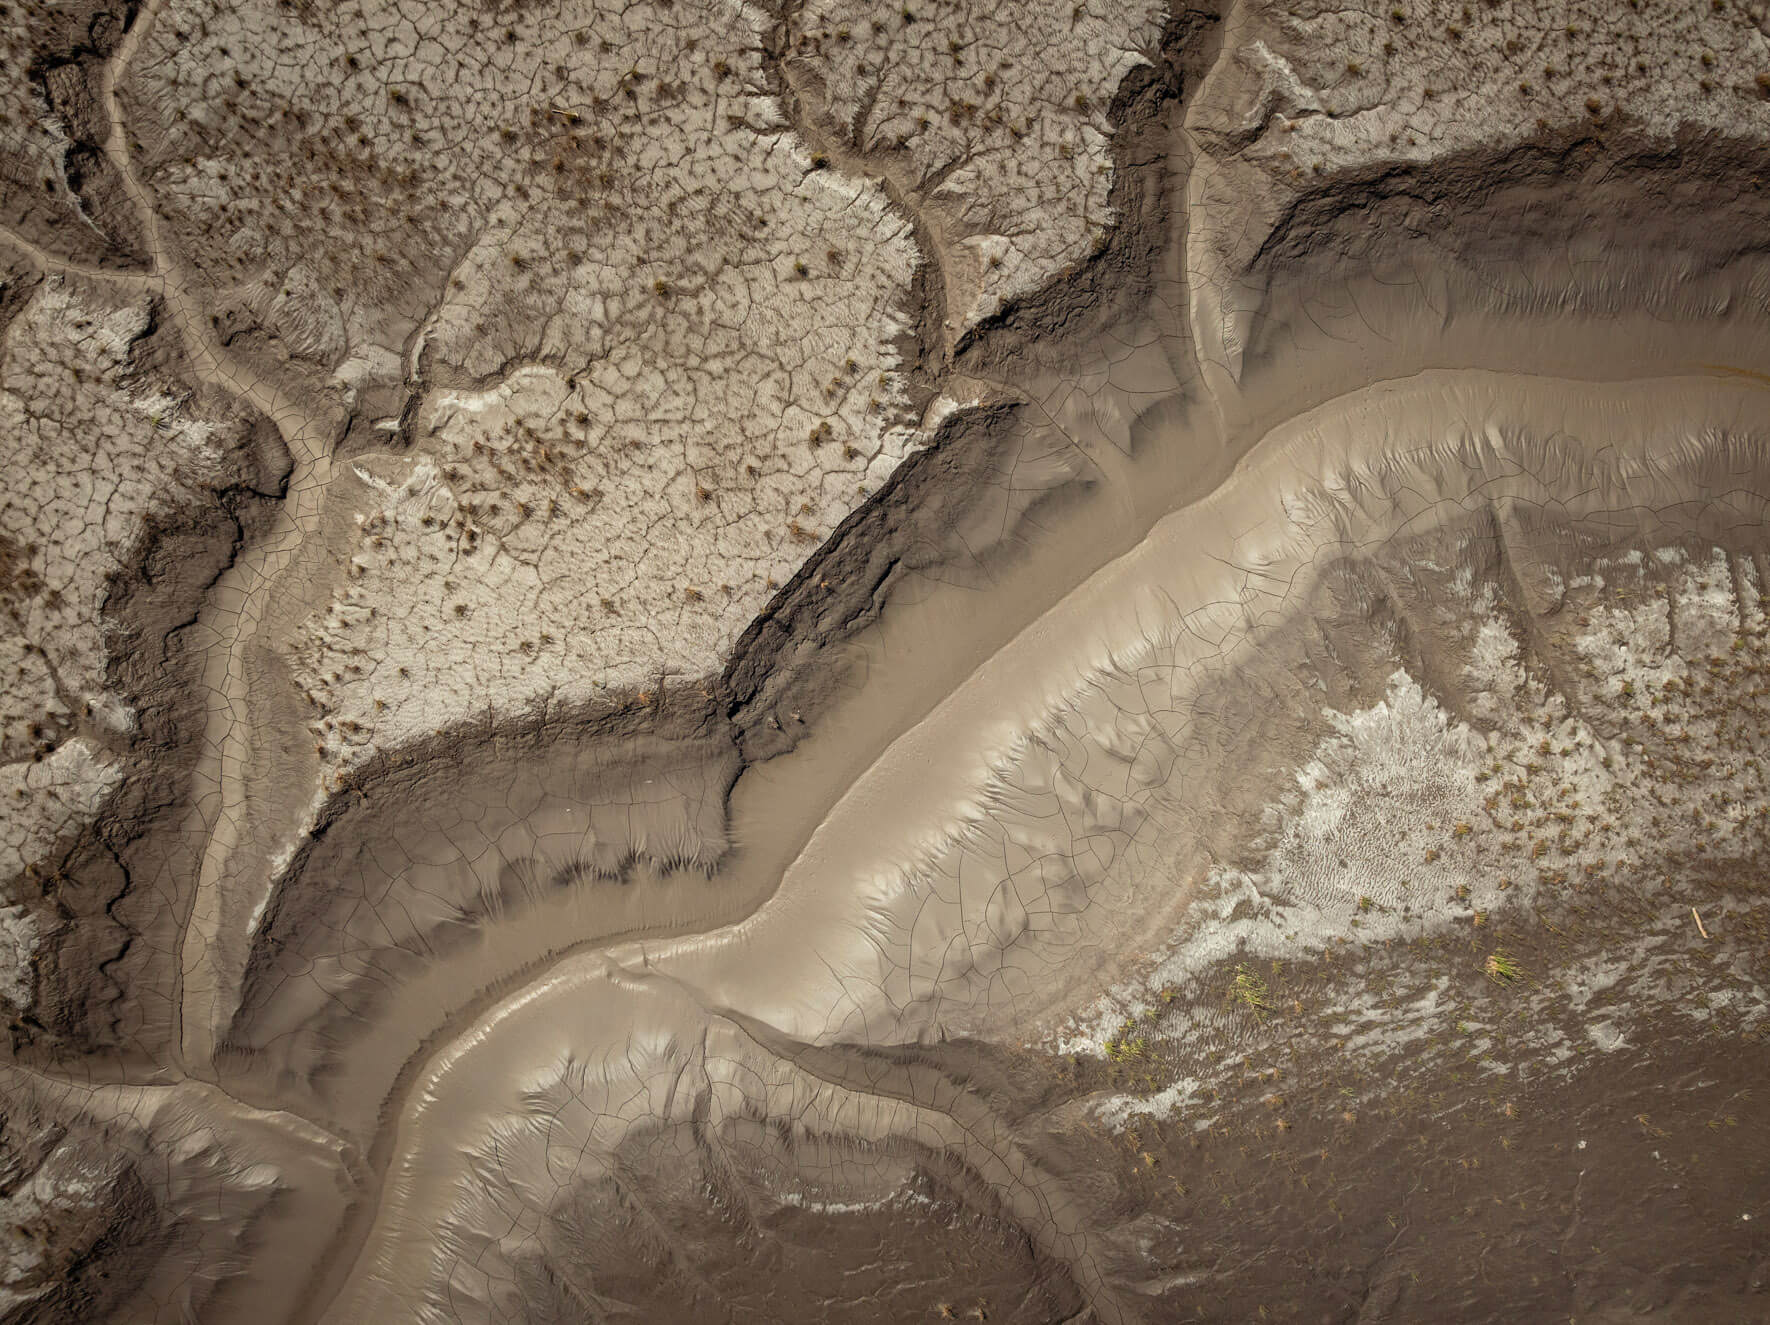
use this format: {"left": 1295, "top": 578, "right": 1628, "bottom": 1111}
{"left": 1065, "top": 541, "right": 1770, "bottom": 1106}
{"left": 1206, "top": 0, "right": 1770, "bottom": 173}
{"left": 298, "top": 287, "right": 916, "bottom": 765}
{"left": 0, "top": 69, "right": 72, "bottom": 224}
{"left": 0, "top": 739, "right": 122, "bottom": 885}
{"left": 0, "top": 1070, "right": 350, "bottom": 1325}
{"left": 0, "top": 900, "right": 39, "bottom": 1011}
{"left": 0, "top": 276, "right": 248, "bottom": 1011}
{"left": 1185, "top": 0, "right": 1770, "bottom": 384}
{"left": 121, "top": 0, "right": 921, "bottom": 381}
{"left": 0, "top": 9, "right": 93, "bottom": 251}
{"left": 0, "top": 1124, "right": 138, "bottom": 1318}
{"left": 1, "top": 281, "right": 224, "bottom": 738}
{"left": 790, "top": 0, "right": 1165, "bottom": 330}
{"left": 120, "top": 0, "right": 956, "bottom": 766}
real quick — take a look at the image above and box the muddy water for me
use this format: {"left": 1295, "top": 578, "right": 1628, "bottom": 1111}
{"left": 304, "top": 367, "right": 1770, "bottom": 1323}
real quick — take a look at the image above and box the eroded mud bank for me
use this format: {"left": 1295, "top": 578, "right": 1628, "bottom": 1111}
{"left": 310, "top": 371, "right": 1770, "bottom": 1324}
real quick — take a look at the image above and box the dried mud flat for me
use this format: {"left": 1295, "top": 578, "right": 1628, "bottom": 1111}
{"left": 2, "top": 1, "right": 1770, "bottom": 1323}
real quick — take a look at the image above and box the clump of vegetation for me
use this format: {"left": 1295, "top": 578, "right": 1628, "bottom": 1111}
{"left": 1484, "top": 951, "right": 1524, "bottom": 985}
{"left": 1104, "top": 1018, "right": 1148, "bottom": 1062}
{"left": 1231, "top": 963, "right": 1270, "bottom": 1018}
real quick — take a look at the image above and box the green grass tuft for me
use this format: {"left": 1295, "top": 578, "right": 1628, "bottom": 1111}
{"left": 1484, "top": 950, "right": 1525, "bottom": 986}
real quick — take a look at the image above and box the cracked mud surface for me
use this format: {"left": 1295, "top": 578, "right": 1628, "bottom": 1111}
{"left": 2, "top": 0, "right": 1769, "bottom": 1322}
